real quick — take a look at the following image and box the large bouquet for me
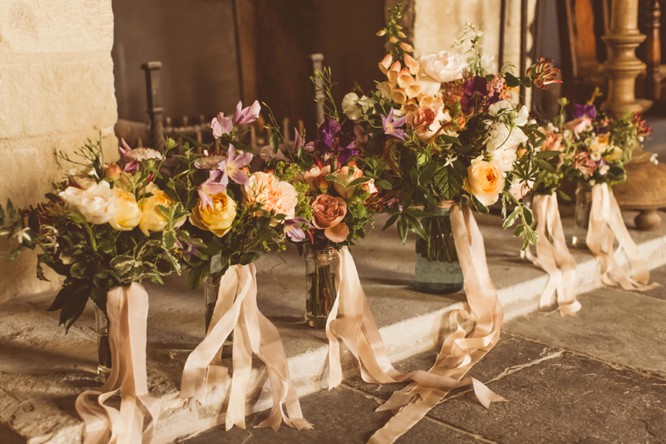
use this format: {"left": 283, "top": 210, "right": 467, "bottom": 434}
{"left": 0, "top": 138, "right": 187, "bottom": 329}
{"left": 343, "top": 9, "right": 559, "bottom": 250}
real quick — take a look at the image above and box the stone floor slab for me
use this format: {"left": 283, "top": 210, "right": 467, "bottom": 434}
{"left": 429, "top": 351, "right": 666, "bottom": 443}
{"left": 506, "top": 285, "right": 666, "bottom": 376}
{"left": 182, "top": 386, "right": 479, "bottom": 444}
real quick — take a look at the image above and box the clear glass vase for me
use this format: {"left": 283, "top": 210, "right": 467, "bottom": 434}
{"left": 570, "top": 182, "right": 591, "bottom": 248}
{"left": 305, "top": 245, "right": 338, "bottom": 329}
{"left": 414, "top": 208, "right": 464, "bottom": 294}
{"left": 94, "top": 305, "right": 112, "bottom": 382}
{"left": 203, "top": 275, "right": 233, "bottom": 357}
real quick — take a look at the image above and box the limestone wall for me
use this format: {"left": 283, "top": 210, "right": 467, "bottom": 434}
{"left": 0, "top": 0, "right": 118, "bottom": 302}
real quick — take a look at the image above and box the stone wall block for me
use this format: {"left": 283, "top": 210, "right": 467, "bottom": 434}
{"left": 0, "top": 55, "right": 117, "bottom": 139}
{"left": 0, "top": 0, "right": 113, "bottom": 54}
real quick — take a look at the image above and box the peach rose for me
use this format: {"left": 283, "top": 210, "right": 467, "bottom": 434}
{"left": 331, "top": 165, "right": 363, "bottom": 199}
{"left": 190, "top": 191, "right": 237, "bottom": 237}
{"left": 541, "top": 130, "right": 563, "bottom": 152}
{"left": 564, "top": 116, "right": 592, "bottom": 135}
{"left": 464, "top": 159, "right": 505, "bottom": 206}
{"left": 303, "top": 165, "right": 331, "bottom": 193}
{"left": 244, "top": 171, "right": 298, "bottom": 220}
{"left": 363, "top": 178, "right": 378, "bottom": 195}
{"left": 311, "top": 194, "right": 349, "bottom": 242}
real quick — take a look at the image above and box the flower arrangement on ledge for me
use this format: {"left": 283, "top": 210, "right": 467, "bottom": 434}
{"left": 167, "top": 100, "right": 297, "bottom": 289}
{"left": 342, "top": 6, "right": 560, "bottom": 259}
{"left": 0, "top": 137, "right": 188, "bottom": 329}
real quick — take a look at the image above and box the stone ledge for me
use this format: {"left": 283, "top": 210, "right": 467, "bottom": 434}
{"left": 1, "top": 212, "right": 665, "bottom": 443}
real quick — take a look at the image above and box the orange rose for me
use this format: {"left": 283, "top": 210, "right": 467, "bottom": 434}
{"left": 311, "top": 194, "right": 349, "bottom": 243}
{"left": 464, "top": 159, "right": 504, "bottom": 206}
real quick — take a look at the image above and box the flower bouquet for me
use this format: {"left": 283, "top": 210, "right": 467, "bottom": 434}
{"left": 338, "top": 6, "right": 560, "bottom": 441}
{"left": 541, "top": 93, "right": 656, "bottom": 291}
{"left": 260, "top": 91, "right": 392, "bottom": 389}
{"left": 0, "top": 137, "right": 188, "bottom": 442}
{"left": 168, "top": 101, "right": 311, "bottom": 432}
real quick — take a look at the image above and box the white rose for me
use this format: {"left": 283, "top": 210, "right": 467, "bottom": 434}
{"left": 491, "top": 146, "right": 517, "bottom": 173}
{"left": 342, "top": 92, "right": 362, "bottom": 121}
{"left": 418, "top": 50, "right": 468, "bottom": 83}
{"left": 486, "top": 121, "right": 528, "bottom": 153}
{"left": 416, "top": 73, "right": 442, "bottom": 96}
{"left": 59, "top": 181, "right": 116, "bottom": 224}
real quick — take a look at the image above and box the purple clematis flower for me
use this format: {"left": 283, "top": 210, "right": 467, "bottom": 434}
{"left": 381, "top": 108, "right": 407, "bottom": 141}
{"left": 572, "top": 104, "right": 597, "bottom": 120}
{"left": 211, "top": 112, "right": 234, "bottom": 139}
{"left": 284, "top": 217, "right": 312, "bottom": 242}
{"left": 198, "top": 169, "right": 228, "bottom": 209}
{"left": 119, "top": 138, "right": 139, "bottom": 172}
{"left": 224, "top": 144, "right": 253, "bottom": 185}
{"left": 233, "top": 100, "right": 261, "bottom": 125}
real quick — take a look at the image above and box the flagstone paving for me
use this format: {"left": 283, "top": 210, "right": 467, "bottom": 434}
{"left": 184, "top": 266, "right": 666, "bottom": 443}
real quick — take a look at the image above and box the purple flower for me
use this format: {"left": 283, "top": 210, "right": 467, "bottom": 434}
{"left": 119, "top": 138, "right": 139, "bottom": 172}
{"left": 381, "top": 108, "right": 407, "bottom": 141}
{"left": 573, "top": 104, "right": 597, "bottom": 120}
{"left": 461, "top": 76, "right": 489, "bottom": 114}
{"left": 314, "top": 118, "right": 357, "bottom": 164}
{"left": 224, "top": 144, "right": 253, "bottom": 185}
{"left": 211, "top": 112, "right": 234, "bottom": 139}
{"left": 198, "top": 169, "right": 227, "bottom": 209}
{"left": 284, "top": 217, "right": 312, "bottom": 242}
{"left": 233, "top": 100, "right": 261, "bottom": 125}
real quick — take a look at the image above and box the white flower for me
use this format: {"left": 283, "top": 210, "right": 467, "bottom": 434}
{"left": 59, "top": 181, "right": 116, "bottom": 224}
{"left": 14, "top": 227, "right": 31, "bottom": 244}
{"left": 485, "top": 122, "right": 528, "bottom": 153}
{"left": 419, "top": 50, "right": 468, "bottom": 83}
{"left": 416, "top": 73, "right": 442, "bottom": 96}
{"left": 125, "top": 147, "right": 163, "bottom": 162}
{"left": 491, "top": 146, "right": 518, "bottom": 173}
{"left": 342, "top": 92, "right": 362, "bottom": 120}
{"left": 598, "top": 164, "right": 609, "bottom": 175}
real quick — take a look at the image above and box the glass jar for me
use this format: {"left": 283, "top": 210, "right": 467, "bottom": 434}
{"left": 570, "top": 182, "right": 591, "bottom": 248}
{"left": 94, "top": 305, "right": 112, "bottom": 382}
{"left": 305, "top": 245, "right": 338, "bottom": 329}
{"left": 413, "top": 208, "right": 464, "bottom": 294}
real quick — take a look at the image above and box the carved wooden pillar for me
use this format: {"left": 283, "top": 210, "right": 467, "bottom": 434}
{"left": 605, "top": 0, "right": 666, "bottom": 230}
{"left": 601, "top": 0, "right": 651, "bottom": 115}
{"left": 645, "top": 0, "right": 661, "bottom": 101}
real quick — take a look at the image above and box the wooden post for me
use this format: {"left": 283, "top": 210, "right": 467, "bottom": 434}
{"left": 309, "top": 53, "right": 325, "bottom": 127}
{"left": 645, "top": 0, "right": 661, "bottom": 102}
{"left": 141, "top": 61, "right": 165, "bottom": 152}
{"left": 600, "top": 0, "right": 651, "bottom": 116}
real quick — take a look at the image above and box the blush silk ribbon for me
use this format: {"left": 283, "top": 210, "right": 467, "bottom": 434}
{"left": 525, "top": 193, "right": 582, "bottom": 316}
{"left": 179, "top": 263, "right": 312, "bottom": 432}
{"left": 75, "top": 283, "right": 161, "bottom": 444}
{"left": 325, "top": 206, "right": 504, "bottom": 443}
{"left": 586, "top": 183, "right": 657, "bottom": 291}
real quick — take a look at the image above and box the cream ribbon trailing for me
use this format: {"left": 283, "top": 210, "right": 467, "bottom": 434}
{"left": 75, "top": 283, "right": 161, "bottom": 444}
{"left": 586, "top": 183, "right": 657, "bottom": 291}
{"left": 525, "top": 193, "right": 582, "bottom": 316}
{"left": 179, "top": 263, "right": 312, "bottom": 432}
{"left": 324, "top": 207, "right": 504, "bottom": 443}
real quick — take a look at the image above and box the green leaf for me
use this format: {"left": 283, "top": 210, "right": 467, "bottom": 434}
{"left": 163, "top": 230, "right": 177, "bottom": 250}
{"left": 419, "top": 163, "right": 438, "bottom": 185}
{"left": 382, "top": 213, "right": 400, "bottom": 231}
{"left": 433, "top": 164, "right": 463, "bottom": 200}
{"left": 502, "top": 208, "right": 520, "bottom": 229}
{"left": 210, "top": 252, "right": 224, "bottom": 275}
{"left": 376, "top": 179, "right": 393, "bottom": 190}
{"left": 397, "top": 215, "right": 409, "bottom": 243}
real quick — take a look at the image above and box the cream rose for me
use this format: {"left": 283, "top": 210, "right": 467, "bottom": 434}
{"left": 109, "top": 189, "right": 141, "bottom": 231}
{"left": 244, "top": 171, "right": 298, "bottom": 220}
{"left": 342, "top": 92, "right": 363, "bottom": 121}
{"left": 465, "top": 159, "right": 505, "bottom": 206}
{"left": 138, "top": 184, "right": 174, "bottom": 236}
{"left": 418, "top": 50, "right": 468, "bottom": 83}
{"left": 190, "top": 191, "right": 237, "bottom": 237}
{"left": 331, "top": 166, "right": 363, "bottom": 199}
{"left": 311, "top": 194, "right": 349, "bottom": 243}
{"left": 59, "top": 181, "right": 116, "bottom": 225}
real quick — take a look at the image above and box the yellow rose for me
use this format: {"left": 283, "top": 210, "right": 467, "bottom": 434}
{"left": 138, "top": 184, "right": 173, "bottom": 236}
{"left": 464, "top": 159, "right": 504, "bottom": 206}
{"left": 189, "top": 191, "right": 237, "bottom": 237}
{"left": 109, "top": 189, "right": 141, "bottom": 231}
